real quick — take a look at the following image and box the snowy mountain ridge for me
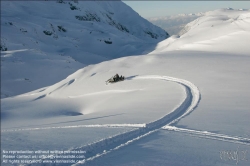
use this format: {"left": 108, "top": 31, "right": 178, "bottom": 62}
{"left": 1, "top": 1, "right": 169, "bottom": 98}
{"left": 151, "top": 8, "right": 250, "bottom": 55}
{"left": 148, "top": 12, "right": 205, "bottom": 35}
{"left": 148, "top": 12, "right": 205, "bottom": 21}
{"left": 1, "top": 1, "right": 169, "bottom": 53}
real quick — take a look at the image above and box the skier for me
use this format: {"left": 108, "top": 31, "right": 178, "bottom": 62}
{"left": 120, "top": 75, "right": 124, "bottom": 81}
{"left": 113, "top": 74, "right": 119, "bottom": 82}
{"left": 106, "top": 74, "right": 125, "bottom": 84}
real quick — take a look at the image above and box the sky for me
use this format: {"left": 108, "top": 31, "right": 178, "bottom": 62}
{"left": 123, "top": 1, "right": 250, "bottom": 18}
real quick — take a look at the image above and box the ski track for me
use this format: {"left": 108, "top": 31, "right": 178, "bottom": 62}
{"left": 70, "top": 75, "right": 201, "bottom": 165}
{"left": 10, "top": 75, "right": 200, "bottom": 166}
{"left": 162, "top": 126, "right": 250, "bottom": 146}
{"left": 134, "top": 75, "right": 201, "bottom": 126}
{"left": 2, "top": 124, "right": 146, "bottom": 132}
{"left": 14, "top": 75, "right": 249, "bottom": 165}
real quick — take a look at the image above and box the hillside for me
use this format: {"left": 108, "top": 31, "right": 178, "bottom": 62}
{"left": 151, "top": 8, "right": 250, "bottom": 55}
{"left": 2, "top": 8, "right": 250, "bottom": 166}
{"left": 1, "top": 0, "right": 169, "bottom": 98}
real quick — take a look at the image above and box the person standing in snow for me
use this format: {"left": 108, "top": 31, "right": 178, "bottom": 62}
{"left": 114, "top": 74, "right": 119, "bottom": 82}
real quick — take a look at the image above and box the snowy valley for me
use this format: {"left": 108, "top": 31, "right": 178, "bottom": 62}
{"left": 1, "top": 1, "right": 250, "bottom": 166}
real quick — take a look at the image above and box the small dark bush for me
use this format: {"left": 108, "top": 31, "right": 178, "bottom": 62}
{"left": 58, "top": 26, "right": 67, "bottom": 32}
{"left": 43, "top": 30, "right": 53, "bottom": 36}
{"left": 144, "top": 30, "right": 158, "bottom": 39}
{"left": 104, "top": 40, "right": 112, "bottom": 44}
{"left": 69, "top": 2, "right": 79, "bottom": 10}
{"left": 106, "top": 14, "right": 112, "bottom": 20}
{"left": 108, "top": 19, "right": 129, "bottom": 33}
{"left": 20, "top": 28, "right": 27, "bottom": 33}
{"left": 1, "top": 47, "right": 7, "bottom": 51}
{"left": 75, "top": 13, "right": 100, "bottom": 22}
{"left": 70, "top": 6, "right": 77, "bottom": 10}
{"left": 0, "top": 44, "right": 8, "bottom": 51}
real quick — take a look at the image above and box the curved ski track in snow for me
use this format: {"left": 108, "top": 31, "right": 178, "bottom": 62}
{"left": 17, "top": 75, "right": 249, "bottom": 165}
{"left": 71, "top": 75, "right": 201, "bottom": 165}
{"left": 134, "top": 75, "right": 201, "bottom": 126}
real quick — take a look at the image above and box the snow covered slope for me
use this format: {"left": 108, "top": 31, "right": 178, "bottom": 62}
{"left": 1, "top": 8, "right": 250, "bottom": 166}
{"left": 151, "top": 8, "right": 250, "bottom": 55}
{"left": 1, "top": 1, "right": 169, "bottom": 98}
